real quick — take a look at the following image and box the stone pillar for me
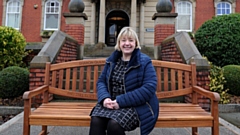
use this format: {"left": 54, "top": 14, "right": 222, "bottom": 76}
{"left": 152, "top": 0, "right": 177, "bottom": 60}
{"left": 98, "top": 0, "right": 105, "bottom": 43}
{"left": 90, "top": 1, "right": 96, "bottom": 45}
{"left": 130, "top": 0, "right": 137, "bottom": 31}
{"left": 140, "top": 2, "right": 145, "bottom": 45}
{"left": 63, "top": 0, "right": 88, "bottom": 60}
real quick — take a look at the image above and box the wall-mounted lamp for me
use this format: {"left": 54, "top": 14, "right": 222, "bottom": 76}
{"left": 34, "top": 4, "right": 38, "bottom": 9}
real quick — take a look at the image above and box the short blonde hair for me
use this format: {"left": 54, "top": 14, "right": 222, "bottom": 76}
{"left": 114, "top": 27, "right": 141, "bottom": 51}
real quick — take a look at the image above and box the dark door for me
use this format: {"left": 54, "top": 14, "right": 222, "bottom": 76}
{"left": 105, "top": 11, "right": 129, "bottom": 46}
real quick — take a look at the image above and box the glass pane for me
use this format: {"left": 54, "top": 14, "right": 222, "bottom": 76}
{"left": 8, "top": 6, "right": 12, "bottom": 12}
{"left": 47, "top": 2, "right": 50, "bottom": 6}
{"left": 55, "top": 7, "right": 59, "bottom": 12}
{"left": 51, "top": 2, "right": 55, "bottom": 6}
{"left": 217, "top": 9, "right": 221, "bottom": 14}
{"left": 217, "top": 4, "right": 221, "bottom": 8}
{"left": 109, "top": 24, "right": 116, "bottom": 35}
{"left": 226, "top": 9, "right": 230, "bottom": 14}
{"left": 50, "top": 7, "right": 54, "bottom": 12}
{"left": 187, "top": 3, "right": 191, "bottom": 14}
{"left": 226, "top": 4, "right": 230, "bottom": 8}
{"left": 46, "top": 7, "right": 50, "bottom": 13}
{"left": 222, "top": 3, "right": 225, "bottom": 8}
{"left": 222, "top": 9, "right": 225, "bottom": 14}
{"left": 45, "top": 14, "right": 58, "bottom": 29}
{"left": 178, "top": 15, "right": 190, "bottom": 30}
{"left": 7, "top": 14, "right": 19, "bottom": 28}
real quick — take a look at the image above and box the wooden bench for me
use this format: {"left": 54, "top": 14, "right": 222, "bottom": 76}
{"left": 23, "top": 59, "right": 220, "bottom": 135}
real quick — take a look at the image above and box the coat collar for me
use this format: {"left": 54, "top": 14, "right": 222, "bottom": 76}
{"left": 107, "top": 49, "right": 141, "bottom": 67}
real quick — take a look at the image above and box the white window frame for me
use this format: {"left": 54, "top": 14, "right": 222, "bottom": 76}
{"left": 175, "top": 1, "right": 193, "bottom": 32}
{"left": 214, "top": 0, "right": 236, "bottom": 16}
{"left": 216, "top": 2, "right": 231, "bottom": 15}
{"left": 42, "top": 0, "right": 62, "bottom": 31}
{"left": 3, "top": 0, "right": 24, "bottom": 30}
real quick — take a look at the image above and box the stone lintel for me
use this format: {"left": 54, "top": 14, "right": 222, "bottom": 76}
{"left": 30, "top": 55, "right": 50, "bottom": 68}
{"left": 63, "top": 12, "right": 88, "bottom": 20}
{"left": 152, "top": 12, "right": 178, "bottom": 20}
{"left": 153, "top": 13, "right": 178, "bottom": 25}
{"left": 63, "top": 12, "right": 88, "bottom": 25}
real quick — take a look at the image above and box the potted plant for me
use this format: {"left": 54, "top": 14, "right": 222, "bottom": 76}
{"left": 40, "top": 30, "right": 54, "bottom": 42}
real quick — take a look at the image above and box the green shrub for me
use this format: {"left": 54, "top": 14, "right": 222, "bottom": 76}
{"left": 0, "top": 66, "right": 29, "bottom": 99}
{"left": 205, "top": 57, "right": 230, "bottom": 104}
{"left": 0, "top": 26, "right": 28, "bottom": 71}
{"left": 223, "top": 65, "right": 240, "bottom": 96}
{"left": 195, "top": 13, "right": 240, "bottom": 67}
{"left": 209, "top": 64, "right": 230, "bottom": 104}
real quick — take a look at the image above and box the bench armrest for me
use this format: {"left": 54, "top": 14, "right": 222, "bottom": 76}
{"left": 193, "top": 86, "right": 220, "bottom": 101}
{"left": 23, "top": 85, "right": 49, "bottom": 99}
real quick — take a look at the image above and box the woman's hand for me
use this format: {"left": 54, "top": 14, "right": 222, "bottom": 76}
{"left": 111, "top": 100, "right": 119, "bottom": 109}
{"left": 103, "top": 98, "right": 114, "bottom": 109}
{"left": 103, "top": 98, "right": 119, "bottom": 109}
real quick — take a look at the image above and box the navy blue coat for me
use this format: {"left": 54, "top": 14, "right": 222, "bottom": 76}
{"left": 97, "top": 49, "right": 159, "bottom": 135}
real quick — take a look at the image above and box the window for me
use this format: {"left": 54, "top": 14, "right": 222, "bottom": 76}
{"left": 44, "top": 0, "right": 60, "bottom": 30}
{"left": 5, "top": 0, "right": 21, "bottom": 29}
{"left": 214, "top": 0, "right": 236, "bottom": 16}
{"left": 176, "top": 1, "right": 192, "bottom": 32}
{"left": 216, "top": 2, "right": 231, "bottom": 15}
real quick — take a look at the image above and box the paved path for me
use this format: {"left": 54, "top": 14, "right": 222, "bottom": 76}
{"left": 0, "top": 112, "right": 240, "bottom": 135}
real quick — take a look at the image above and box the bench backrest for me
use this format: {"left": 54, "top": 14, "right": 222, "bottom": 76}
{"left": 45, "top": 59, "right": 196, "bottom": 101}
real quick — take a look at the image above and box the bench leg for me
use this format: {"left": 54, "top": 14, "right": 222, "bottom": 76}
{"left": 23, "top": 123, "right": 30, "bottom": 135}
{"left": 39, "top": 126, "right": 48, "bottom": 135}
{"left": 23, "top": 113, "right": 30, "bottom": 135}
{"left": 212, "top": 124, "right": 219, "bottom": 135}
{"left": 192, "top": 127, "right": 198, "bottom": 135}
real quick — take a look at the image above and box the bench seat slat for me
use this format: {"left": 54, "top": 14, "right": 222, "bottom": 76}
{"left": 155, "top": 120, "right": 213, "bottom": 127}
{"left": 30, "top": 119, "right": 90, "bottom": 126}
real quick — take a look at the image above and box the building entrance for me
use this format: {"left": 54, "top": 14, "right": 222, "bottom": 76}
{"left": 105, "top": 11, "right": 129, "bottom": 46}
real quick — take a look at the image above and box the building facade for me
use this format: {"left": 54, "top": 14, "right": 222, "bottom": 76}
{"left": 0, "top": 0, "right": 239, "bottom": 46}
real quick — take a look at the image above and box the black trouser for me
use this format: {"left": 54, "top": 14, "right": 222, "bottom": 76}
{"left": 89, "top": 116, "right": 125, "bottom": 135}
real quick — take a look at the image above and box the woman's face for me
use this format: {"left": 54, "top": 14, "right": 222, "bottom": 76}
{"left": 119, "top": 36, "right": 136, "bottom": 55}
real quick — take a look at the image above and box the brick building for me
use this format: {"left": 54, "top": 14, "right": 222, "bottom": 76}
{"left": 0, "top": 0, "right": 239, "bottom": 46}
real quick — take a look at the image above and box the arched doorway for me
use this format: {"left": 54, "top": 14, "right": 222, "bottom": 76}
{"left": 105, "top": 10, "right": 129, "bottom": 46}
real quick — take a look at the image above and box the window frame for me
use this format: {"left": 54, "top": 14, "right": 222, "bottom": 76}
{"left": 2, "top": 0, "right": 24, "bottom": 30}
{"left": 214, "top": 0, "right": 236, "bottom": 16}
{"left": 216, "top": 2, "right": 231, "bottom": 15}
{"left": 42, "top": 0, "right": 62, "bottom": 31}
{"left": 175, "top": 0, "right": 194, "bottom": 32}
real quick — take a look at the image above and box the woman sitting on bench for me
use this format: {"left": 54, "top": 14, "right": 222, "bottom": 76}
{"left": 89, "top": 27, "right": 159, "bottom": 135}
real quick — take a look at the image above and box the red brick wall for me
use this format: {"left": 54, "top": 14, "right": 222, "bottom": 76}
{"left": 0, "top": 0, "right": 2, "bottom": 25}
{"left": 161, "top": 41, "right": 184, "bottom": 63}
{"left": 185, "top": 71, "right": 211, "bottom": 111}
{"left": 21, "top": 0, "right": 42, "bottom": 42}
{"left": 154, "top": 24, "right": 175, "bottom": 46}
{"left": 55, "top": 38, "right": 78, "bottom": 63}
{"left": 236, "top": 1, "right": 240, "bottom": 13}
{"left": 194, "top": 0, "right": 215, "bottom": 31}
{"left": 61, "top": 0, "right": 70, "bottom": 31}
{"left": 64, "top": 24, "right": 85, "bottom": 45}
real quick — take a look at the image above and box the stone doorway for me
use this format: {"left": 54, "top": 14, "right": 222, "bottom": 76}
{"left": 105, "top": 10, "right": 129, "bottom": 46}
